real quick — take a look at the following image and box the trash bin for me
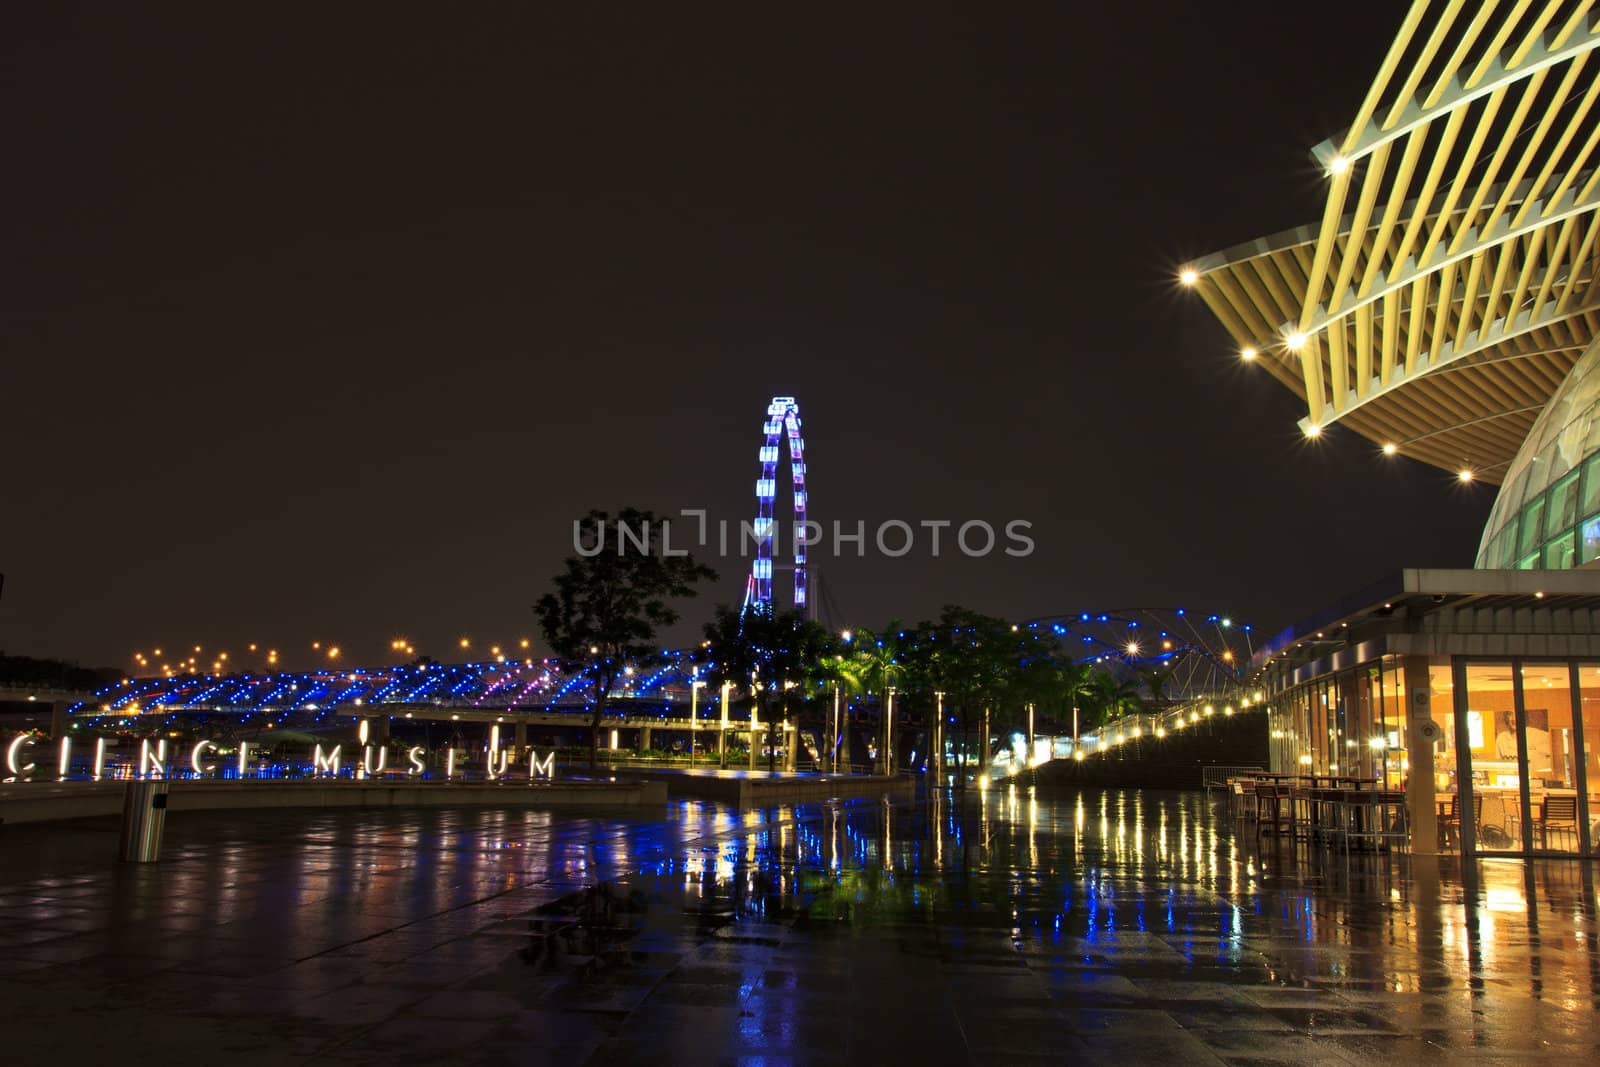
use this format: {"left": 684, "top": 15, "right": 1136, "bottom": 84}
{"left": 118, "top": 779, "right": 170, "bottom": 863}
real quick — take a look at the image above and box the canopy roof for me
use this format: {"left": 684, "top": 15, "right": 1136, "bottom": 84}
{"left": 1186, "top": 0, "right": 1600, "bottom": 483}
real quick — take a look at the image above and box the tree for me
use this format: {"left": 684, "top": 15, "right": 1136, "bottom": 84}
{"left": 1086, "top": 669, "right": 1144, "bottom": 729}
{"left": 1040, "top": 656, "right": 1097, "bottom": 740}
{"left": 535, "top": 508, "right": 716, "bottom": 770}
{"left": 910, "top": 607, "right": 1014, "bottom": 786}
{"left": 811, "top": 646, "right": 867, "bottom": 771}
{"left": 847, "top": 623, "right": 911, "bottom": 773}
{"left": 1138, "top": 664, "right": 1176, "bottom": 721}
{"left": 702, "top": 601, "right": 834, "bottom": 770}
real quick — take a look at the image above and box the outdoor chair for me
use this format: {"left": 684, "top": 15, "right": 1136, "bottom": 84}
{"left": 1344, "top": 790, "right": 1409, "bottom": 858}
{"left": 1256, "top": 782, "right": 1297, "bottom": 838}
{"left": 1232, "top": 778, "right": 1258, "bottom": 820}
{"left": 1538, "top": 795, "right": 1580, "bottom": 851}
{"left": 1437, "top": 793, "right": 1481, "bottom": 851}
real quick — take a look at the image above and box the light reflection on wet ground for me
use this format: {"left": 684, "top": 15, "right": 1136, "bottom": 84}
{"left": 2, "top": 786, "right": 1598, "bottom": 1064}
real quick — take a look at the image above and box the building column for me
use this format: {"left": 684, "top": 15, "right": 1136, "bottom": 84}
{"left": 513, "top": 720, "right": 527, "bottom": 752}
{"left": 1403, "top": 655, "right": 1439, "bottom": 856}
{"left": 639, "top": 726, "right": 651, "bottom": 753}
{"left": 1340, "top": 672, "right": 1365, "bottom": 778}
{"left": 785, "top": 722, "right": 798, "bottom": 771}
{"left": 49, "top": 701, "right": 68, "bottom": 740}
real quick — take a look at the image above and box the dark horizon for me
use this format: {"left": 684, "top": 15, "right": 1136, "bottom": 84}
{"left": 2, "top": 1, "right": 1492, "bottom": 671}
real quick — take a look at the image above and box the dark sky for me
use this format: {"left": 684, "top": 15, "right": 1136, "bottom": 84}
{"left": 2, "top": 2, "right": 1493, "bottom": 671}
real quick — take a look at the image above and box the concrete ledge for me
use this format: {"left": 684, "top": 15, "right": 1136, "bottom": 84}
{"left": 0, "top": 778, "right": 667, "bottom": 824}
{"left": 601, "top": 768, "right": 914, "bottom": 806}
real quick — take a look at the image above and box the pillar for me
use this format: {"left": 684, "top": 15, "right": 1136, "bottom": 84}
{"left": 49, "top": 701, "right": 68, "bottom": 740}
{"left": 373, "top": 716, "right": 391, "bottom": 743}
{"left": 514, "top": 720, "right": 527, "bottom": 752}
{"left": 1340, "top": 672, "right": 1365, "bottom": 778}
{"left": 749, "top": 723, "right": 760, "bottom": 770}
{"left": 1402, "top": 655, "right": 1439, "bottom": 856}
{"left": 785, "top": 722, "right": 798, "bottom": 771}
{"left": 639, "top": 726, "right": 651, "bottom": 753}
{"left": 839, "top": 710, "right": 852, "bottom": 773}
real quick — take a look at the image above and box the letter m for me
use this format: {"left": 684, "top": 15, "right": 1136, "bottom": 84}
{"left": 313, "top": 744, "right": 342, "bottom": 776}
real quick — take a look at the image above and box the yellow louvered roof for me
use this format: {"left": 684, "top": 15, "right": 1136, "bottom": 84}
{"left": 1185, "top": 0, "right": 1600, "bottom": 484}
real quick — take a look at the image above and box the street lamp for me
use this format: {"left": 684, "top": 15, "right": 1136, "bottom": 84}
{"left": 883, "top": 687, "right": 896, "bottom": 775}
{"left": 689, "top": 680, "right": 707, "bottom": 768}
{"left": 719, "top": 680, "right": 732, "bottom": 769}
{"left": 749, "top": 670, "right": 761, "bottom": 772}
{"left": 832, "top": 684, "right": 843, "bottom": 774}
{"left": 780, "top": 680, "right": 797, "bottom": 772}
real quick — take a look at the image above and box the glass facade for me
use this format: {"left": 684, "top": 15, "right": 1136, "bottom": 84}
{"left": 1266, "top": 654, "right": 1596, "bottom": 858}
{"left": 1477, "top": 336, "right": 1600, "bottom": 569}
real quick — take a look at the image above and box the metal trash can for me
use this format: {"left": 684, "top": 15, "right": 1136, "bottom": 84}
{"left": 118, "top": 779, "right": 170, "bottom": 863}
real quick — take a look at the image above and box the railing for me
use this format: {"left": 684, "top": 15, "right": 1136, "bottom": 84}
{"left": 1201, "top": 764, "right": 1266, "bottom": 796}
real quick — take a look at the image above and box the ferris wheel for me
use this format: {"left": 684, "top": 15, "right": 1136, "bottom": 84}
{"left": 743, "top": 395, "right": 809, "bottom": 614}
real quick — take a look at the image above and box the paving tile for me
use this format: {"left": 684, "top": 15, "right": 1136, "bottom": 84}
{"left": 2, "top": 791, "right": 1599, "bottom": 1063}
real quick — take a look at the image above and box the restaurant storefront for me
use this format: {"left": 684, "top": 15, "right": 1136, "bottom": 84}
{"left": 1256, "top": 570, "right": 1600, "bottom": 859}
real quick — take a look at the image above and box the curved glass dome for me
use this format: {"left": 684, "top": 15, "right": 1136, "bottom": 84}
{"left": 1477, "top": 336, "right": 1600, "bottom": 569}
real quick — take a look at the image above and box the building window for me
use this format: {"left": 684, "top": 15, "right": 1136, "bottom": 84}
{"left": 1543, "top": 531, "right": 1577, "bottom": 570}
{"left": 1547, "top": 471, "right": 1580, "bottom": 536}
{"left": 1581, "top": 453, "right": 1600, "bottom": 518}
{"left": 1518, "top": 495, "right": 1547, "bottom": 558}
{"left": 1582, "top": 515, "right": 1600, "bottom": 565}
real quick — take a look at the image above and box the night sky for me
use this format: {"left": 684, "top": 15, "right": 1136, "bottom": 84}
{"left": 3, "top": 2, "right": 1493, "bottom": 671}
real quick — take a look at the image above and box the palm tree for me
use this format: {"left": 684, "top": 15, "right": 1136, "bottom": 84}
{"left": 1088, "top": 669, "right": 1144, "bottom": 730}
{"left": 848, "top": 624, "right": 908, "bottom": 773}
{"left": 813, "top": 650, "right": 867, "bottom": 771}
{"left": 1139, "top": 665, "right": 1176, "bottom": 722}
{"left": 1052, "top": 658, "right": 1098, "bottom": 743}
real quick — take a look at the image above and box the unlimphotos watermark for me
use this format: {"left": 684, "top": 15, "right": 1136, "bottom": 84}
{"left": 573, "top": 510, "right": 1034, "bottom": 558}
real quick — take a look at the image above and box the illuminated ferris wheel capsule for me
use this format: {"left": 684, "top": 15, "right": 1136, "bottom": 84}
{"left": 745, "top": 395, "right": 808, "bottom": 612}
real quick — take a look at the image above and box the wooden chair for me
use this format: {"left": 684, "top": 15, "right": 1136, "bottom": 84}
{"left": 1538, "top": 795, "right": 1580, "bottom": 850}
{"left": 1437, "top": 793, "right": 1482, "bottom": 851}
{"left": 1256, "top": 782, "right": 1297, "bottom": 838}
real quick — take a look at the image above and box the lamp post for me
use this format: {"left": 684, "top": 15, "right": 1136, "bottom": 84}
{"left": 934, "top": 690, "right": 945, "bottom": 781}
{"left": 1027, "top": 702, "right": 1035, "bottom": 767}
{"left": 718, "top": 680, "right": 732, "bottom": 769}
{"left": 780, "top": 680, "right": 797, "bottom": 772}
{"left": 883, "top": 687, "right": 896, "bottom": 775}
{"left": 749, "top": 670, "right": 760, "bottom": 771}
{"left": 832, "top": 685, "right": 842, "bottom": 774}
{"left": 689, "top": 680, "right": 706, "bottom": 768}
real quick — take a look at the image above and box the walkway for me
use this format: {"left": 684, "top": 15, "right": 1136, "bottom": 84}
{"left": 1, "top": 788, "right": 1597, "bottom": 1063}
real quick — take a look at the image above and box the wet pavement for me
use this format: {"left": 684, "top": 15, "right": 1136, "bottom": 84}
{"left": 2, "top": 786, "right": 1599, "bottom": 1065}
